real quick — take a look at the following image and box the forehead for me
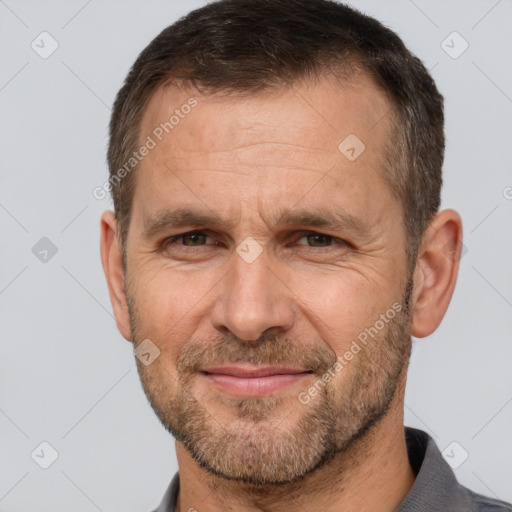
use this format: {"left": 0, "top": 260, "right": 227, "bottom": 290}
{"left": 133, "top": 72, "right": 396, "bottom": 230}
{"left": 139, "top": 72, "right": 392, "bottom": 156}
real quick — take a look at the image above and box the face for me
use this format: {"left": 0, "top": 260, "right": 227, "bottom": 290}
{"left": 123, "top": 73, "right": 413, "bottom": 485}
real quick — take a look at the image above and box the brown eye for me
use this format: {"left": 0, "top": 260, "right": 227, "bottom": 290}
{"left": 161, "top": 231, "right": 213, "bottom": 252}
{"left": 181, "top": 233, "right": 208, "bottom": 246}
{"left": 291, "top": 232, "right": 350, "bottom": 252}
{"left": 295, "top": 232, "right": 336, "bottom": 247}
{"left": 303, "top": 233, "right": 333, "bottom": 247}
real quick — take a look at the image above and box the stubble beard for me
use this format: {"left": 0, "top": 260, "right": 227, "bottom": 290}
{"left": 129, "top": 279, "right": 413, "bottom": 487}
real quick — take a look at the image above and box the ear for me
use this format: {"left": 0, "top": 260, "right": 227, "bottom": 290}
{"left": 100, "top": 210, "right": 132, "bottom": 342}
{"left": 410, "top": 209, "right": 463, "bottom": 338}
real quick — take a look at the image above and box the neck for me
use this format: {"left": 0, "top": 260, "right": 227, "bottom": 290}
{"left": 174, "top": 384, "right": 415, "bottom": 512}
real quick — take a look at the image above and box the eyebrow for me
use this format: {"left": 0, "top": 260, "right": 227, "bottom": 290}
{"left": 142, "top": 206, "right": 373, "bottom": 239}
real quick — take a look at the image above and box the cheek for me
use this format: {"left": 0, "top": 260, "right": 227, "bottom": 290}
{"left": 129, "top": 266, "right": 217, "bottom": 356}
{"left": 289, "top": 271, "right": 396, "bottom": 354}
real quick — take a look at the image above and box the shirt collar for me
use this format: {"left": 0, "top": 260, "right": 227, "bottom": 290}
{"left": 154, "top": 427, "right": 472, "bottom": 512}
{"left": 396, "top": 427, "right": 471, "bottom": 511}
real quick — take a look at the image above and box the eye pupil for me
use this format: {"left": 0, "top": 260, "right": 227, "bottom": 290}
{"left": 308, "top": 234, "right": 331, "bottom": 246}
{"left": 184, "top": 233, "right": 205, "bottom": 245}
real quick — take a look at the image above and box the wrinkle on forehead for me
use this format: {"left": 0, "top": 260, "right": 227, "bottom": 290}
{"left": 132, "top": 72, "right": 398, "bottom": 241}
{"left": 138, "top": 71, "right": 392, "bottom": 157}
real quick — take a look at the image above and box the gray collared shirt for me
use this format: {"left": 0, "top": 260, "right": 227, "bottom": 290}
{"left": 152, "top": 427, "right": 512, "bottom": 511}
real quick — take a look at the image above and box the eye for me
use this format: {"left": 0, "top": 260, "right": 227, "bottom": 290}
{"left": 162, "top": 231, "right": 214, "bottom": 250}
{"left": 158, "top": 230, "right": 349, "bottom": 258}
{"left": 179, "top": 232, "right": 209, "bottom": 246}
{"left": 293, "top": 231, "right": 347, "bottom": 248}
{"left": 296, "top": 232, "right": 334, "bottom": 247}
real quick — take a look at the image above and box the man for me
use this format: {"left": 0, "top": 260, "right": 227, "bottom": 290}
{"left": 100, "top": 0, "right": 512, "bottom": 510}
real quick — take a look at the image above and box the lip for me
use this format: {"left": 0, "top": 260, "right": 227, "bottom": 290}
{"left": 200, "top": 365, "right": 313, "bottom": 396}
{"left": 201, "top": 365, "right": 311, "bottom": 377}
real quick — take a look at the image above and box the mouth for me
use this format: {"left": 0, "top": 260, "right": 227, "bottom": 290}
{"left": 199, "top": 365, "right": 314, "bottom": 396}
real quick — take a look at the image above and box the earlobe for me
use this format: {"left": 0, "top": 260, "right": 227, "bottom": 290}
{"left": 100, "top": 210, "right": 132, "bottom": 342}
{"left": 410, "top": 209, "right": 463, "bottom": 338}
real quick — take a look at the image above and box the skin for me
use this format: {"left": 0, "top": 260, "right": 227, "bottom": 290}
{"left": 101, "top": 71, "right": 463, "bottom": 512}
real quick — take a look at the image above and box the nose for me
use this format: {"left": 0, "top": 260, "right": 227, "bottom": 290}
{"left": 210, "top": 247, "right": 295, "bottom": 343}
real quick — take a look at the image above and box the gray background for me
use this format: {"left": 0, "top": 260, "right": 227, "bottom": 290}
{"left": 0, "top": 0, "right": 511, "bottom": 510}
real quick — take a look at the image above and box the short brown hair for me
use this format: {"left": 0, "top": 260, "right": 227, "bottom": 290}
{"left": 107, "top": 0, "right": 444, "bottom": 274}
